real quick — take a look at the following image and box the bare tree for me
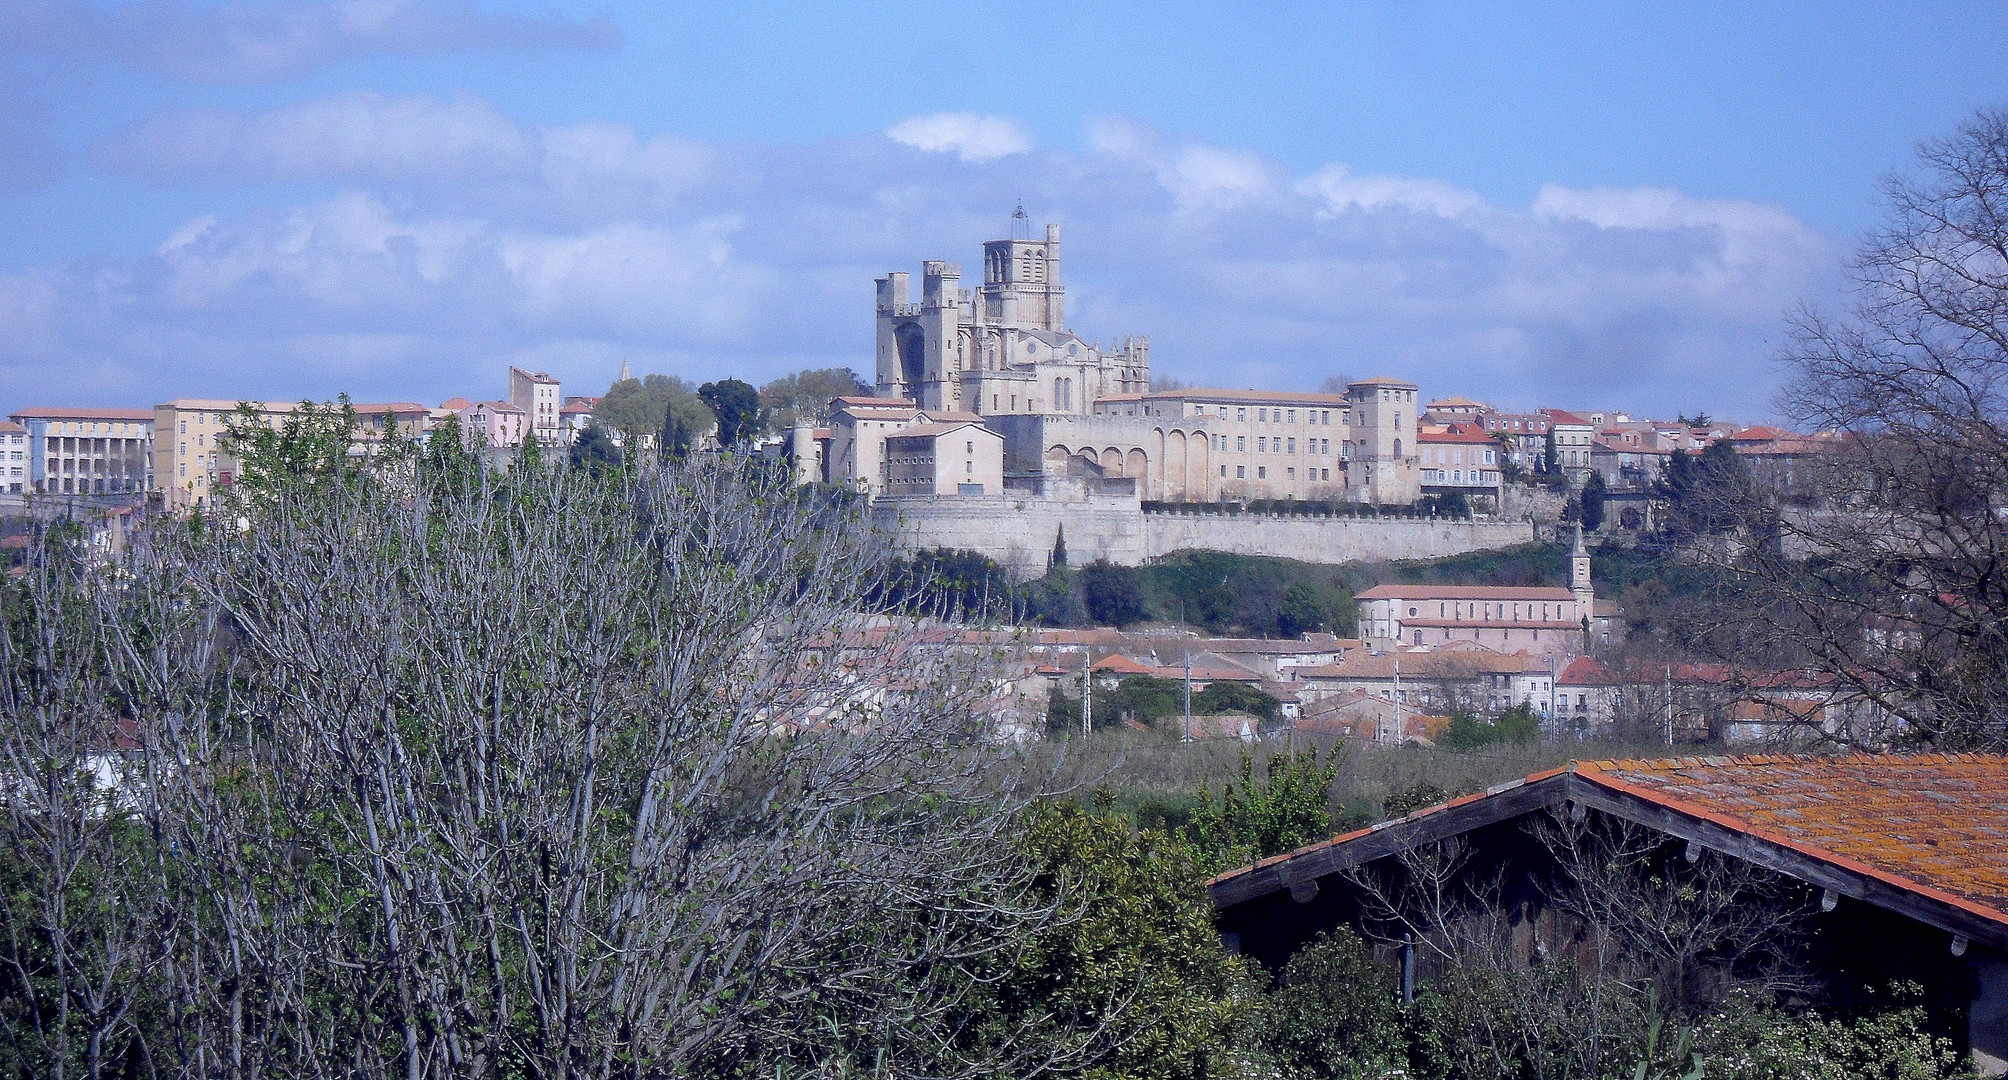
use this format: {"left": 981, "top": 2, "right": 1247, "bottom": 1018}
{"left": 1677, "top": 108, "right": 2008, "bottom": 750}
{"left": 2, "top": 453, "right": 1149, "bottom": 1079}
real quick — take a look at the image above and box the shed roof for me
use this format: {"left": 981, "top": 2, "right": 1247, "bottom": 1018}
{"left": 1209, "top": 753, "right": 2008, "bottom": 950}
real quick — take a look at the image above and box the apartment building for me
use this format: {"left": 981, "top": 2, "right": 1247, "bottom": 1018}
{"left": 154, "top": 399, "right": 279, "bottom": 509}
{"left": 1090, "top": 377, "right": 1423, "bottom": 504}
{"left": 1418, "top": 421, "right": 1502, "bottom": 503}
{"left": 881, "top": 420, "right": 1005, "bottom": 496}
{"left": 1479, "top": 411, "right": 1551, "bottom": 470}
{"left": 0, "top": 422, "right": 27, "bottom": 493}
{"left": 9, "top": 407, "right": 155, "bottom": 496}
{"left": 509, "top": 368, "right": 562, "bottom": 444}
{"left": 1541, "top": 409, "right": 1597, "bottom": 475}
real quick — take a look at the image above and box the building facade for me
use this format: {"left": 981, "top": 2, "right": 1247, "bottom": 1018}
{"left": 881, "top": 421, "right": 1006, "bottom": 497}
{"left": 9, "top": 407, "right": 155, "bottom": 497}
{"left": 509, "top": 368, "right": 562, "bottom": 444}
{"left": 0, "top": 422, "right": 26, "bottom": 493}
{"left": 1356, "top": 533, "right": 1594, "bottom": 660}
{"left": 1418, "top": 421, "right": 1502, "bottom": 503}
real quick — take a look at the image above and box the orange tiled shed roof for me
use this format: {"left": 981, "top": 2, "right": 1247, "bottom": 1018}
{"left": 1208, "top": 753, "right": 2008, "bottom": 948}
{"left": 1571, "top": 754, "right": 2008, "bottom": 922}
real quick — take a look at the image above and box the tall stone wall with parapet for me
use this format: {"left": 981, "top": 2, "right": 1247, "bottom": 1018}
{"left": 1141, "top": 508, "right": 1534, "bottom": 565}
{"left": 872, "top": 484, "right": 1147, "bottom": 580}
{"left": 876, "top": 489, "right": 1538, "bottom": 581}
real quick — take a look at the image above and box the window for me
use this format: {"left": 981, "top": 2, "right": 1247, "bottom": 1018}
{"left": 1235, "top": 436, "right": 1245, "bottom": 451}
{"left": 1257, "top": 467, "right": 1266, "bottom": 479}
{"left": 1235, "top": 465, "right": 1245, "bottom": 478}
{"left": 1286, "top": 467, "right": 1295, "bottom": 478}
{"left": 1286, "top": 438, "right": 1295, "bottom": 453}
{"left": 1258, "top": 409, "right": 1267, "bottom": 422}
{"left": 965, "top": 441, "right": 973, "bottom": 453}
{"left": 1286, "top": 409, "right": 1295, "bottom": 423}
{"left": 1236, "top": 408, "right": 1246, "bottom": 422}
{"left": 1258, "top": 437, "right": 1267, "bottom": 452}
{"left": 1221, "top": 465, "right": 1227, "bottom": 477}
{"left": 1321, "top": 469, "right": 1329, "bottom": 480}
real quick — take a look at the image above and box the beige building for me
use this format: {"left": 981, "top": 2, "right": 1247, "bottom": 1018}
{"left": 826, "top": 396, "right": 920, "bottom": 495}
{"left": 9, "top": 407, "right": 155, "bottom": 496}
{"left": 509, "top": 367, "right": 562, "bottom": 444}
{"left": 881, "top": 421, "right": 1005, "bottom": 497}
{"left": 1418, "top": 421, "right": 1502, "bottom": 502}
{"left": 154, "top": 399, "right": 279, "bottom": 509}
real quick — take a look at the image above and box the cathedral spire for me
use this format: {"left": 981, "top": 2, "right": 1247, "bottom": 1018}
{"left": 618, "top": 356, "right": 632, "bottom": 383}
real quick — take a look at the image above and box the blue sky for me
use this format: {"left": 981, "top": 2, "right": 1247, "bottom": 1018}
{"left": 3, "top": 1, "right": 2004, "bottom": 418}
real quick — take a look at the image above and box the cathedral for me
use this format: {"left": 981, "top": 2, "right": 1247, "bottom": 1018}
{"left": 875, "top": 216, "right": 1150, "bottom": 415}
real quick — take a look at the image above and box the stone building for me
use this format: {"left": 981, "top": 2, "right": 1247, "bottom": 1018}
{"left": 882, "top": 420, "right": 1005, "bottom": 497}
{"left": 1354, "top": 527, "right": 1594, "bottom": 660}
{"left": 508, "top": 367, "right": 562, "bottom": 445}
{"left": 876, "top": 219, "right": 1148, "bottom": 416}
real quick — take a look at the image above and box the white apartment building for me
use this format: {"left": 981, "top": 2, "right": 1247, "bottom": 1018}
{"left": 0, "top": 422, "right": 27, "bottom": 493}
{"left": 9, "top": 407, "right": 155, "bottom": 497}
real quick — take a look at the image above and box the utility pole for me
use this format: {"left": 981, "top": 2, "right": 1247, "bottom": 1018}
{"left": 1082, "top": 647, "right": 1093, "bottom": 739}
{"left": 1181, "top": 601, "right": 1193, "bottom": 741}
{"left": 1386, "top": 657, "right": 1401, "bottom": 746}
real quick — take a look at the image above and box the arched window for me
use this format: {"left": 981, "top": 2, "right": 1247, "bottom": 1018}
{"left": 1393, "top": 438, "right": 1402, "bottom": 458}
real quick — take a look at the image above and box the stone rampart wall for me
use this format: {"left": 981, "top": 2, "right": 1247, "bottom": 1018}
{"left": 875, "top": 495, "right": 1537, "bottom": 581}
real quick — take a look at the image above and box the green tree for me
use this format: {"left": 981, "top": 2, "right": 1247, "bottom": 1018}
{"left": 219, "top": 396, "right": 364, "bottom": 508}
{"left": 1581, "top": 469, "right": 1608, "bottom": 531}
{"left": 568, "top": 422, "right": 623, "bottom": 475}
{"left": 1081, "top": 558, "right": 1147, "bottom": 626}
{"left": 1277, "top": 581, "right": 1330, "bottom": 636}
{"left": 1192, "top": 681, "right": 1282, "bottom": 723}
{"left": 594, "top": 373, "right": 712, "bottom": 448}
{"left": 1438, "top": 702, "right": 1544, "bottom": 749}
{"left": 1248, "top": 929, "right": 1407, "bottom": 1080}
{"left": 698, "top": 377, "right": 763, "bottom": 447}
{"left": 758, "top": 367, "right": 870, "bottom": 429}
{"left": 1188, "top": 748, "right": 1340, "bottom": 867}
{"left": 1051, "top": 525, "right": 1068, "bottom": 569}
{"left": 1544, "top": 426, "right": 1561, "bottom": 474}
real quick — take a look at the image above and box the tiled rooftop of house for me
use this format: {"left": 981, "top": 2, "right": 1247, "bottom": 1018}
{"left": 1210, "top": 754, "right": 2008, "bottom": 933}
{"left": 1572, "top": 754, "right": 2008, "bottom": 917}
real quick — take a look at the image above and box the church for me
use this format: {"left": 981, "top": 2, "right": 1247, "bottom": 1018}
{"left": 875, "top": 212, "right": 1150, "bottom": 417}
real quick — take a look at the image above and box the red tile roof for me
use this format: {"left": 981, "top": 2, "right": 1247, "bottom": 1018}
{"left": 1210, "top": 754, "right": 2008, "bottom": 943}
{"left": 11, "top": 407, "right": 156, "bottom": 421}
{"left": 1571, "top": 755, "right": 2008, "bottom": 921}
{"left": 1356, "top": 584, "right": 1575, "bottom": 601}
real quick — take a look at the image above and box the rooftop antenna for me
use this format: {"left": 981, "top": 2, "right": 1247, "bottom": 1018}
{"left": 1011, "top": 202, "right": 1031, "bottom": 240}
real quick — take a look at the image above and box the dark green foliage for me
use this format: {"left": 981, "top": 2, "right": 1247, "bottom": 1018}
{"left": 1191, "top": 681, "right": 1281, "bottom": 723}
{"left": 568, "top": 421, "right": 623, "bottom": 475}
{"left": 876, "top": 547, "right": 1015, "bottom": 618}
{"left": 1426, "top": 489, "right": 1472, "bottom": 519}
{"left": 1278, "top": 581, "right": 1332, "bottom": 636}
{"left": 1081, "top": 558, "right": 1147, "bottom": 626}
{"left": 1020, "top": 564, "right": 1089, "bottom": 626}
{"left": 995, "top": 802, "right": 1253, "bottom": 1080}
{"left": 1438, "top": 702, "right": 1544, "bottom": 749}
{"left": 698, "top": 377, "right": 763, "bottom": 446}
{"left": 1188, "top": 749, "right": 1339, "bottom": 867}
{"left": 1582, "top": 469, "right": 1607, "bottom": 531}
{"left": 1103, "top": 674, "right": 1188, "bottom": 727}
{"left": 1247, "top": 928, "right": 1407, "bottom": 1080}
{"left": 1051, "top": 525, "right": 1068, "bottom": 569}
{"left": 1657, "top": 439, "right": 1756, "bottom": 539}
{"left": 1137, "top": 550, "right": 1356, "bottom": 638}
{"left": 1381, "top": 780, "right": 1449, "bottom": 818}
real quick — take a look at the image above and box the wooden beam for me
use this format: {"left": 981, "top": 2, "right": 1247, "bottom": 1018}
{"left": 1208, "top": 775, "right": 1568, "bottom": 908}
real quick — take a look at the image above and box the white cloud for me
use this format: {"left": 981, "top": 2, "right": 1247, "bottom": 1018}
{"left": 885, "top": 112, "right": 1033, "bottom": 162}
{"left": 1298, "top": 164, "right": 1484, "bottom": 218}
{"left": 3, "top": 106, "right": 1844, "bottom": 418}
{"left": 101, "top": 92, "right": 535, "bottom": 183}
{"left": 1, "top": 0, "right": 618, "bottom": 83}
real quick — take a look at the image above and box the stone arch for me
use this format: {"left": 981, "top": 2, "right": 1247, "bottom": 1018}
{"left": 1102, "top": 447, "right": 1125, "bottom": 474}
{"left": 1165, "top": 429, "right": 1186, "bottom": 500}
{"left": 1125, "top": 448, "right": 1147, "bottom": 487}
{"left": 895, "top": 322, "right": 927, "bottom": 392}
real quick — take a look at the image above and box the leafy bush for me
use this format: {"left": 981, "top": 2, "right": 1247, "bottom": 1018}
{"left": 1188, "top": 749, "right": 1340, "bottom": 867}
{"left": 1247, "top": 928, "right": 1408, "bottom": 1080}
